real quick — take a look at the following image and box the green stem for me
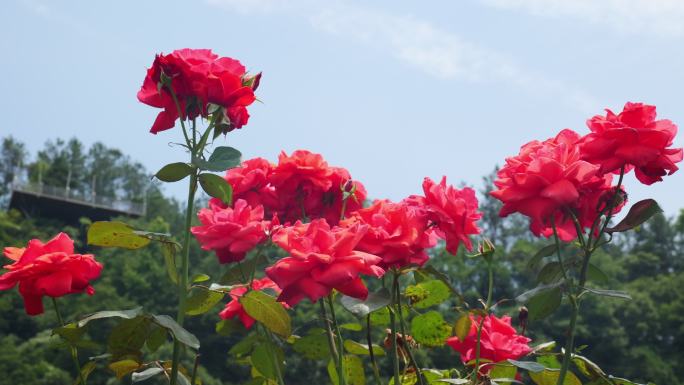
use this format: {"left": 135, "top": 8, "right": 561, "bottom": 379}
{"left": 190, "top": 354, "right": 200, "bottom": 385}
{"left": 327, "top": 295, "right": 347, "bottom": 385}
{"left": 551, "top": 218, "right": 569, "bottom": 283}
{"left": 472, "top": 260, "right": 494, "bottom": 382}
{"left": 366, "top": 315, "right": 382, "bottom": 385}
{"left": 394, "top": 271, "right": 425, "bottom": 385}
{"left": 52, "top": 298, "right": 86, "bottom": 385}
{"left": 388, "top": 271, "right": 402, "bottom": 385}
{"left": 556, "top": 166, "right": 625, "bottom": 385}
{"left": 319, "top": 301, "right": 340, "bottom": 367}
{"left": 261, "top": 325, "right": 285, "bottom": 385}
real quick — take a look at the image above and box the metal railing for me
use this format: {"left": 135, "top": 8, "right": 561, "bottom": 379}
{"left": 10, "top": 181, "right": 145, "bottom": 216}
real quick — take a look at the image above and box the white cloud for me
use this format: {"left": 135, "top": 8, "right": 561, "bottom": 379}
{"left": 207, "top": 0, "right": 597, "bottom": 111}
{"left": 480, "top": 0, "right": 684, "bottom": 37}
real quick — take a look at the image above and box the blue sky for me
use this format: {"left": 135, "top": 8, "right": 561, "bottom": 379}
{"left": 2, "top": 0, "right": 683, "bottom": 216}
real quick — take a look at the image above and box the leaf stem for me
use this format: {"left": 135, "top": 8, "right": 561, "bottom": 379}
{"left": 327, "top": 295, "right": 347, "bottom": 385}
{"left": 366, "top": 315, "right": 382, "bottom": 385}
{"left": 51, "top": 298, "right": 86, "bottom": 385}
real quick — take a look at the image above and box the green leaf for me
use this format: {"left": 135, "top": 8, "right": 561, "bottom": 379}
{"left": 586, "top": 263, "right": 610, "bottom": 283}
{"left": 516, "top": 282, "right": 564, "bottom": 303}
{"left": 405, "top": 279, "right": 451, "bottom": 309}
{"left": 131, "top": 367, "right": 165, "bottom": 382}
{"left": 453, "top": 312, "right": 472, "bottom": 341}
{"left": 537, "top": 262, "right": 563, "bottom": 284}
{"left": 87, "top": 221, "right": 151, "bottom": 249}
{"left": 340, "top": 288, "right": 391, "bottom": 318}
{"left": 78, "top": 307, "right": 144, "bottom": 327}
{"left": 340, "top": 323, "right": 363, "bottom": 331}
{"left": 145, "top": 324, "right": 167, "bottom": 353}
{"left": 529, "top": 369, "right": 581, "bottom": 385}
{"left": 219, "top": 253, "right": 267, "bottom": 285}
{"left": 108, "top": 316, "right": 151, "bottom": 356}
{"left": 151, "top": 314, "right": 200, "bottom": 350}
{"left": 251, "top": 343, "right": 283, "bottom": 380}
{"left": 508, "top": 359, "right": 545, "bottom": 373}
{"left": 536, "top": 355, "right": 561, "bottom": 369}
{"left": 162, "top": 243, "right": 179, "bottom": 284}
{"left": 155, "top": 162, "right": 193, "bottom": 182}
{"left": 185, "top": 287, "right": 224, "bottom": 316}
{"left": 528, "top": 244, "right": 558, "bottom": 270}
{"left": 527, "top": 287, "right": 562, "bottom": 321}
{"left": 292, "top": 333, "right": 330, "bottom": 360}
{"left": 229, "top": 334, "right": 259, "bottom": 357}
{"left": 240, "top": 291, "right": 291, "bottom": 337}
{"left": 191, "top": 273, "right": 211, "bottom": 283}
{"left": 72, "top": 361, "right": 96, "bottom": 385}
{"left": 608, "top": 375, "right": 652, "bottom": 385}
{"left": 198, "top": 173, "right": 233, "bottom": 205}
{"left": 416, "top": 266, "right": 465, "bottom": 302}
{"left": 411, "top": 310, "right": 451, "bottom": 347}
{"left": 216, "top": 318, "right": 247, "bottom": 336}
{"left": 197, "top": 146, "right": 242, "bottom": 172}
{"left": 435, "top": 379, "right": 469, "bottom": 384}
{"left": 327, "top": 355, "right": 365, "bottom": 385}
{"left": 606, "top": 199, "right": 663, "bottom": 233}
{"left": 343, "top": 339, "right": 386, "bottom": 356}
{"left": 583, "top": 288, "right": 632, "bottom": 300}
{"left": 53, "top": 322, "right": 87, "bottom": 344}
{"left": 572, "top": 354, "right": 607, "bottom": 381}
{"left": 109, "top": 359, "right": 141, "bottom": 379}
{"left": 369, "top": 305, "right": 409, "bottom": 326}
{"left": 489, "top": 363, "right": 517, "bottom": 384}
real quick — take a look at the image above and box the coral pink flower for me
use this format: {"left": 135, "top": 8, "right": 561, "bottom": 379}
{"left": 341, "top": 200, "right": 435, "bottom": 269}
{"left": 491, "top": 129, "right": 623, "bottom": 241}
{"left": 580, "top": 102, "right": 683, "bottom": 185}
{"left": 446, "top": 314, "right": 531, "bottom": 370}
{"left": 138, "top": 48, "right": 259, "bottom": 134}
{"left": 420, "top": 177, "right": 481, "bottom": 254}
{"left": 225, "top": 157, "right": 279, "bottom": 211}
{"left": 266, "top": 219, "right": 384, "bottom": 306}
{"left": 0, "top": 233, "right": 102, "bottom": 315}
{"left": 219, "top": 277, "right": 288, "bottom": 329}
{"left": 192, "top": 199, "right": 268, "bottom": 264}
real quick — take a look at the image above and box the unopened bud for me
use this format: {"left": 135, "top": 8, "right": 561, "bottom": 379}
{"left": 518, "top": 306, "right": 528, "bottom": 335}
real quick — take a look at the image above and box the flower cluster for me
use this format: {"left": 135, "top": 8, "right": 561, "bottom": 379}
{"left": 0, "top": 233, "right": 102, "bottom": 315}
{"left": 138, "top": 48, "right": 260, "bottom": 134}
{"left": 491, "top": 102, "right": 680, "bottom": 240}
{"left": 446, "top": 314, "right": 531, "bottom": 371}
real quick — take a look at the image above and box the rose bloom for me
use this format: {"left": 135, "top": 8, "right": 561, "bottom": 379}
{"left": 191, "top": 199, "right": 269, "bottom": 264}
{"left": 491, "top": 129, "right": 623, "bottom": 241}
{"left": 266, "top": 219, "right": 384, "bottom": 306}
{"left": 341, "top": 199, "right": 435, "bottom": 269}
{"left": 446, "top": 314, "right": 531, "bottom": 370}
{"left": 137, "top": 48, "right": 259, "bottom": 134}
{"left": 226, "top": 157, "right": 279, "bottom": 211}
{"left": 411, "top": 177, "right": 481, "bottom": 254}
{"left": 219, "top": 277, "right": 288, "bottom": 329}
{"left": 580, "top": 102, "right": 683, "bottom": 185}
{"left": 0, "top": 233, "right": 103, "bottom": 315}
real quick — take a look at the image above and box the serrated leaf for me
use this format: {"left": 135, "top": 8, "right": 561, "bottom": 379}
{"left": 405, "top": 279, "right": 451, "bottom": 309}
{"left": 343, "top": 339, "right": 386, "bottom": 356}
{"left": 527, "top": 287, "right": 562, "bottom": 321}
{"left": 198, "top": 173, "right": 233, "bottom": 205}
{"left": 416, "top": 266, "right": 464, "bottom": 302}
{"left": 529, "top": 368, "right": 581, "bottom": 385}
{"left": 240, "top": 291, "right": 291, "bottom": 337}
{"left": 327, "top": 355, "right": 365, "bottom": 385}
{"left": 216, "top": 318, "right": 247, "bottom": 336}
{"left": 453, "top": 313, "right": 472, "bottom": 341}
{"left": 537, "top": 262, "right": 563, "bottom": 284}
{"left": 151, "top": 314, "right": 200, "bottom": 350}
{"left": 78, "top": 307, "right": 144, "bottom": 328}
{"left": 155, "top": 162, "right": 193, "bottom": 182}
{"left": 146, "top": 324, "right": 167, "bottom": 353}
{"left": 229, "top": 334, "right": 259, "bottom": 357}
{"left": 292, "top": 333, "right": 330, "bottom": 360}
{"left": 606, "top": 199, "right": 662, "bottom": 233}
{"left": 185, "top": 287, "right": 224, "bottom": 316}
{"left": 340, "top": 288, "right": 391, "bottom": 318}
{"left": 197, "top": 146, "right": 242, "bottom": 172}
{"left": 108, "top": 316, "right": 151, "bottom": 357}
{"left": 411, "top": 310, "right": 451, "bottom": 347}
{"left": 131, "top": 367, "right": 165, "bottom": 382}
{"left": 88, "top": 222, "right": 151, "bottom": 249}
{"left": 251, "top": 343, "right": 283, "bottom": 380}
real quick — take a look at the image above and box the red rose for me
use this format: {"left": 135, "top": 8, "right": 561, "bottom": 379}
{"left": 0, "top": 233, "right": 102, "bottom": 315}
{"left": 218, "top": 277, "right": 288, "bottom": 329}
{"left": 491, "top": 129, "right": 622, "bottom": 241}
{"left": 226, "top": 157, "right": 279, "bottom": 211}
{"left": 341, "top": 200, "right": 435, "bottom": 269}
{"left": 191, "top": 199, "right": 268, "bottom": 264}
{"left": 266, "top": 219, "right": 384, "bottom": 306}
{"left": 580, "top": 102, "right": 683, "bottom": 184}
{"left": 420, "top": 177, "right": 481, "bottom": 254}
{"left": 321, "top": 167, "right": 367, "bottom": 225}
{"left": 446, "top": 314, "right": 531, "bottom": 369}
{"left": 137, "top": 48, "right": 258, "bottom": 134}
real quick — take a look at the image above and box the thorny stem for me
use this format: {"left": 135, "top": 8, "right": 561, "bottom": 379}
{"left": 327, "top": 295, "right": 347, "bottom": 385}
{"left": 472, "top": 259, "right": 494, "bottom": 382}
{"left": 52, "top": 298, "right": 86, "bottom": 385}
{"left": 319, "top": 301, "right": 340, "bottom": 372}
